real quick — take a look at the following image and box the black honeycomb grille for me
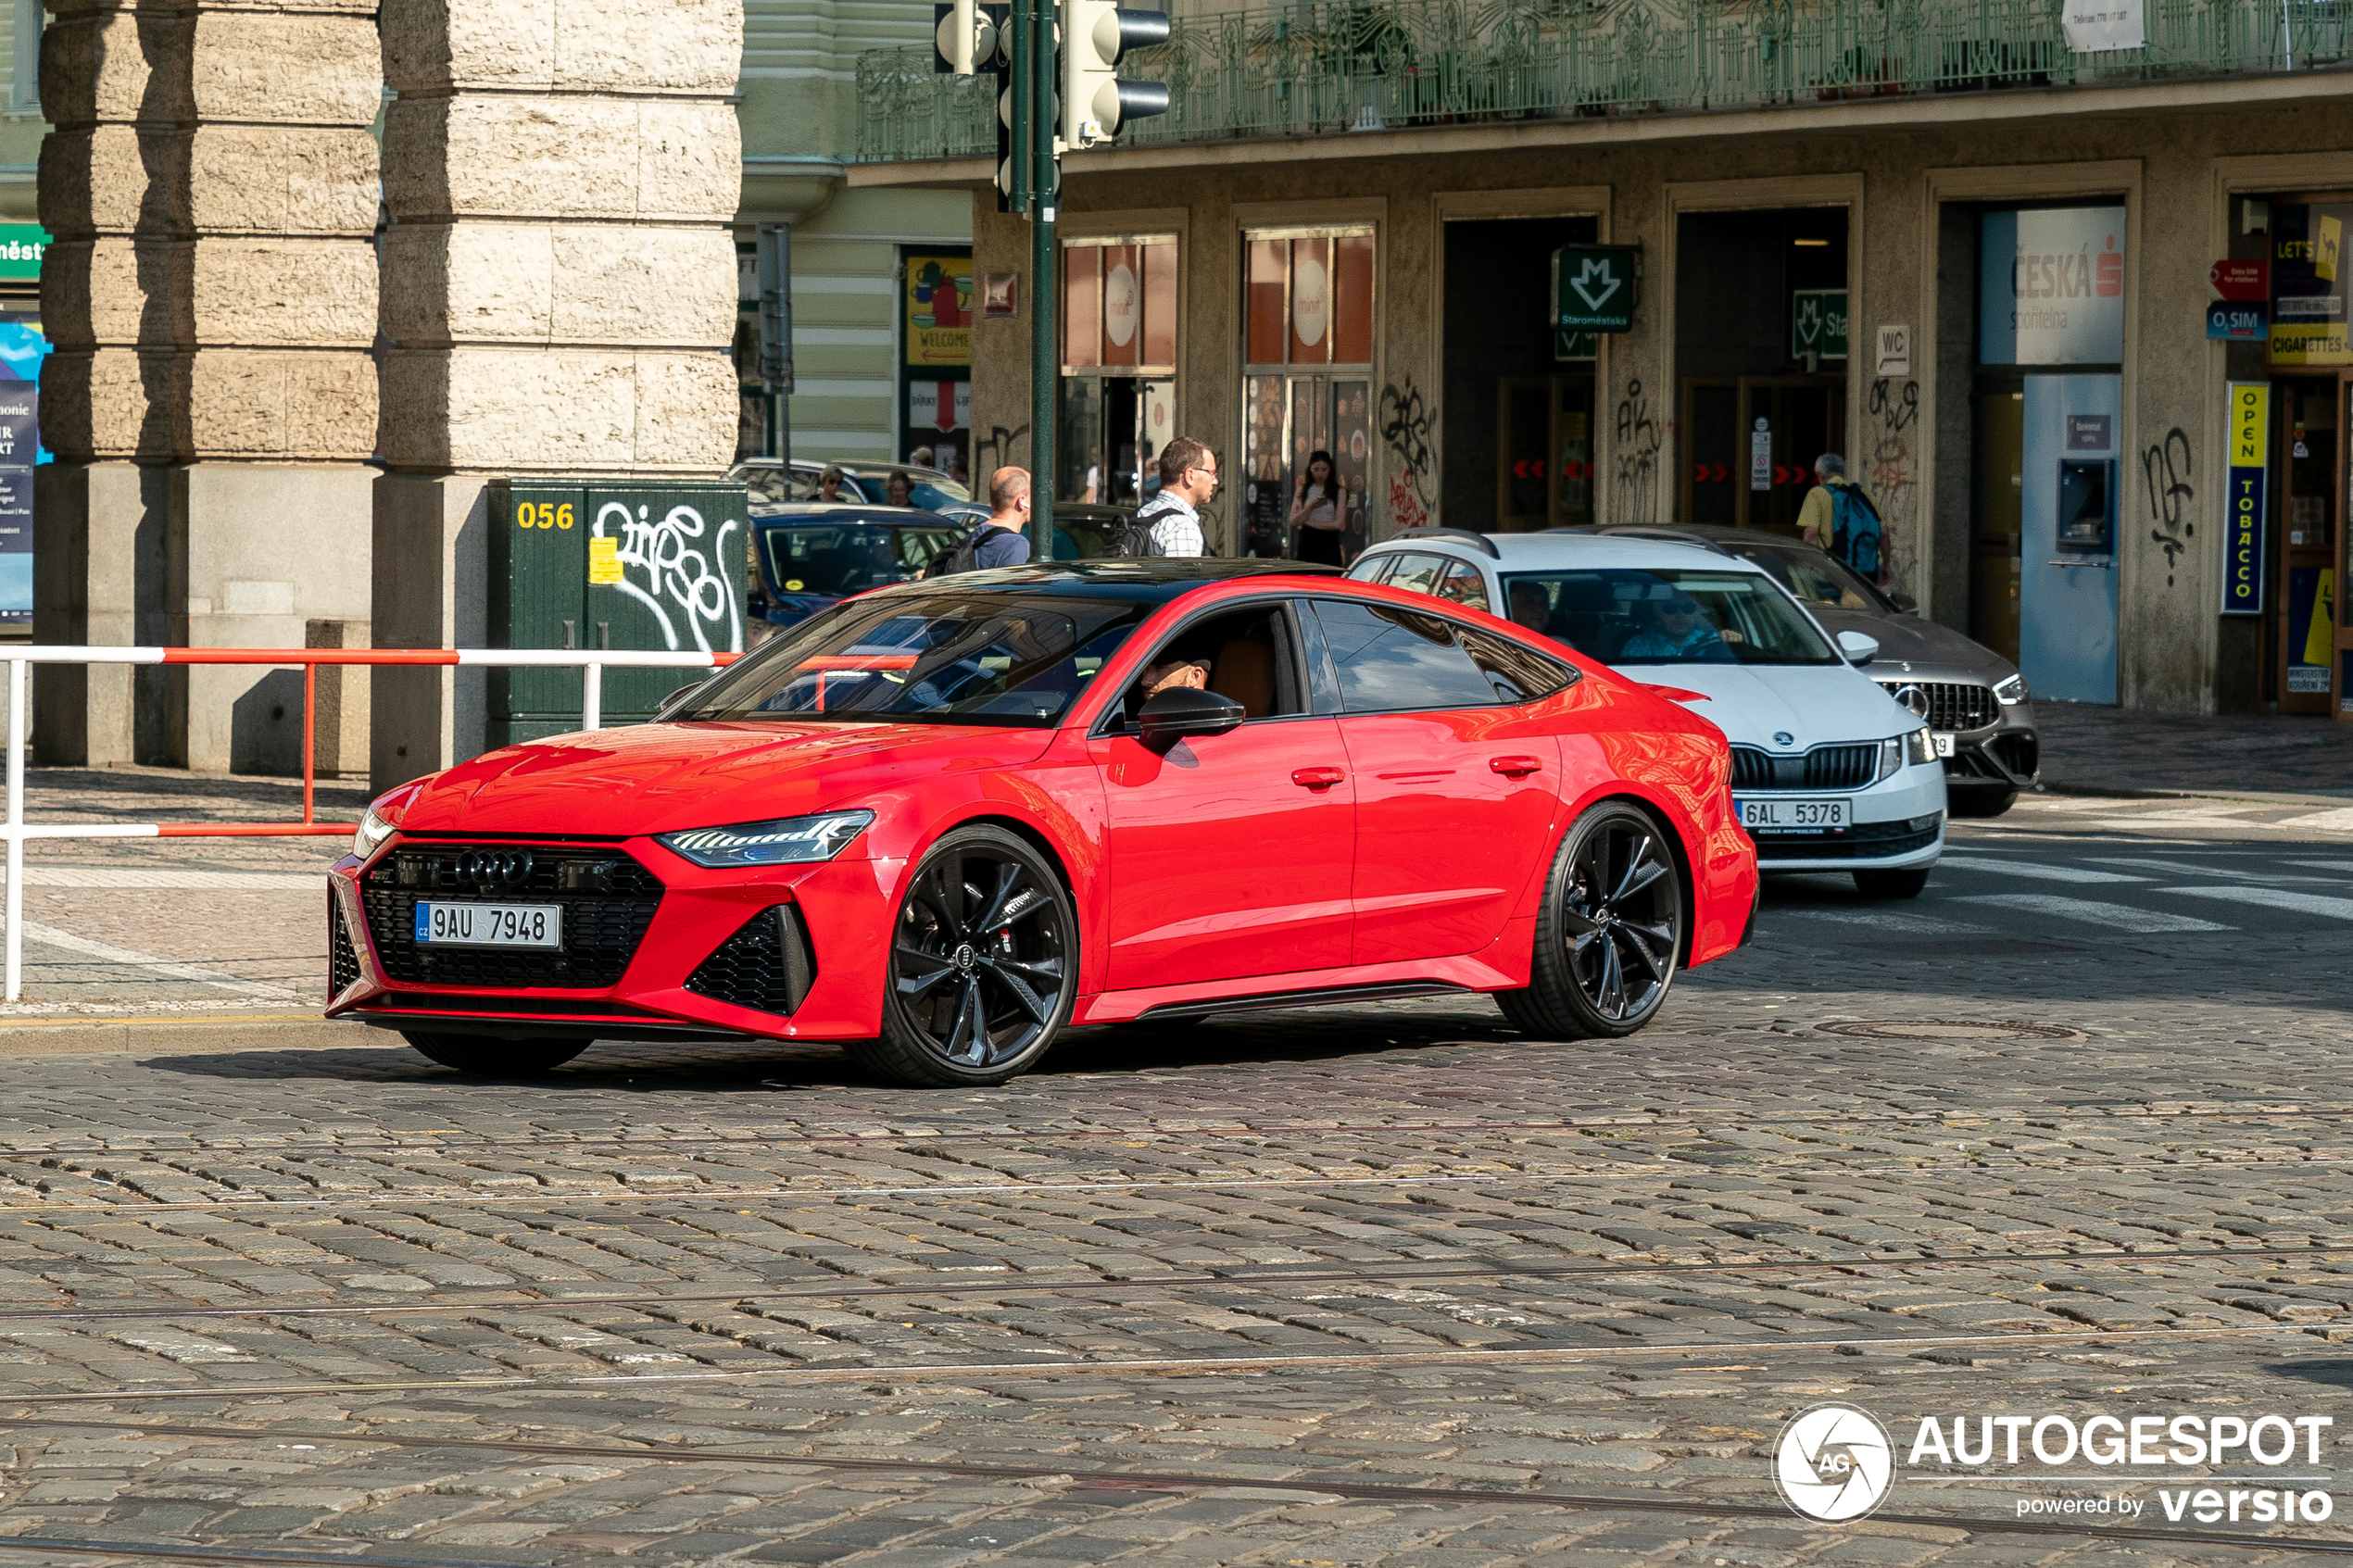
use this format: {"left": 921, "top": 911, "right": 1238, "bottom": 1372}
{"left": 1877, "top": 680, "right": 1999, "bottom": 732}
{"left": 686, "top": 905, "right": 817, "bottom": 1016}
{"left": 359, "top": 844, "right": 662, "bottom": 988}
{"left": 329, "top": 895, "right": 362, "bottom": 1000}
{"left": 1754, "top": 814, "right": 1943, "bottom": 861}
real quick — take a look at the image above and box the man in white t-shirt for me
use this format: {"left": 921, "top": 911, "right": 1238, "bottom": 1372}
{"left": 1131, "top": 436, "right": 1217, "bottom": 557}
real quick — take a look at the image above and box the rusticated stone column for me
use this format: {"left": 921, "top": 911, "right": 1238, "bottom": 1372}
{"left": 32, "top": 0, "right": 380, "bottom": 774}
{"left": 371, "top": 0, "right": 742, "bottom": 787}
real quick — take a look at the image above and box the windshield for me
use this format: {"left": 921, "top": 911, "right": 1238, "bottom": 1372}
{"left": 1727, "top": 541, "right": 1894, "bottom": 613}
{"left": 675, "top": 590, "right": 1146, "bottom": 727}
{"left": 1500, "top": 569, "right": 1838, "bottom": 667}
{"left": 761, "top": 522, "right": 965, "bottom": 598}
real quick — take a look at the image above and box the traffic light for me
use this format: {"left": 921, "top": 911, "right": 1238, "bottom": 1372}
{"left": 1061, "top": 0, "right": 1169, "bottom": 147}
{"left": 933, "top": 0, "right": 1000, "bottom": 73}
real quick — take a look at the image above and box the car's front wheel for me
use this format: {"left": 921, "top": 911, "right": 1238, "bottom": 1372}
{"left": 1494, "top": 802, "right": 1684, "bottom": 1040}
{"left": 853, "top": 824, "right": 1077, "bottom": 1087}
{"left": 1854, "top": 866, "right": 1932, "bottom": 898}
{"left": 402, "top": 1032, "right": 590, "bottom": 1075}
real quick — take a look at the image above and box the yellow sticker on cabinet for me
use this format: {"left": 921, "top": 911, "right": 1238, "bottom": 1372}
{"left": 588, "top": 536, "right": 623, "bottom": 584}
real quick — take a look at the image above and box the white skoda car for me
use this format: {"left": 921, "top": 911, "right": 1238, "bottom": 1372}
{"left": 1348, "top": 529, "right": 1945, "bottom": 897}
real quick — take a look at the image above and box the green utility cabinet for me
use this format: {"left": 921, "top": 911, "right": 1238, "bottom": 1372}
{"left": 487, "top": 479, "right": 749, "bottom": 746}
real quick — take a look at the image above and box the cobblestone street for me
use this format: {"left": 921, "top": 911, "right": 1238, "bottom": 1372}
{"left": 0, "top": 775, "right": 2342, "bottom": 1564}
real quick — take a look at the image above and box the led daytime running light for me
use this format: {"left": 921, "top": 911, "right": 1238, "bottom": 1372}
{"left": 352, "top": 806, "right": 396, "bottom": 860}
{"left": 658, "top": 810, "right": 875, "bottom": 868}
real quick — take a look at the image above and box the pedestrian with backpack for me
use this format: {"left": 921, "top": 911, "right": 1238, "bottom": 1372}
{"left": 1796, "top": 453, "right": 1887, "bottom": 583}
{"left": 925, "top": 468, "right": 1033, "bottom": 578}
{"left": 1120, "top": 436, "right": 1217, "bottom": 558}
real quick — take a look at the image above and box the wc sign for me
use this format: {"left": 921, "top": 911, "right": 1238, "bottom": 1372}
{"left": 1553, "top": 245, "right": 1638, "bottom": 333}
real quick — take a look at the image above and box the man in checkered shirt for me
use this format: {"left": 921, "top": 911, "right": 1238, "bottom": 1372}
{"left": 1132, "top": 435, "right": 1218, "bottom": 557}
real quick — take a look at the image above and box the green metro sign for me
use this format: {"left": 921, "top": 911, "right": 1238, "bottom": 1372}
{"left": 1553, "top": 245, "right": 1637, "bottom": 333}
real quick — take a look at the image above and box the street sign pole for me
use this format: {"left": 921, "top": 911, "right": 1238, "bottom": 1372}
{"left": 1028, "top": 0, "right": 1057, "bottom": 559}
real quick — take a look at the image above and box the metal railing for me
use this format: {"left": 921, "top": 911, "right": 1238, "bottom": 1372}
{"left": 858, "top": 0, "right": 2353, "bottom": 161}
{"left": 1, "top": 646, "right": 741, "bottom": 1002}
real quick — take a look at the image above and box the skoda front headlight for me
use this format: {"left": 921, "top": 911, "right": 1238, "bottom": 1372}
{"left": 352, "top": 805, "right": 396, "bottom": 860}
{"left": 656, "top": 810, "right": 875, "bottom": 869}
{"left": 1905, "top": 727, "right": 1937, "bottom": 767}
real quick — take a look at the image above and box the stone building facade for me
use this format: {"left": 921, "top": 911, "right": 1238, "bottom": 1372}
{"left": 857, "top": 62, "right": 2353, "bottom": 718}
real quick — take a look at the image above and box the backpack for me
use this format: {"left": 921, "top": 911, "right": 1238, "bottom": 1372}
{"left": 1829, "top": 484, "right": 1885, "bottom": 581}
{"left": 1104, "top": 511, "right": 1157, "bottom": 558}
{"left": 924, "top": 525, "right": 1001, "bottom": 579}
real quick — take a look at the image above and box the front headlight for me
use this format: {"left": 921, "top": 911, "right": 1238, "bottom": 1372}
{"left": 352, "top": 805, "right": 396, "bottom": 860}
{"left": 656, "top": 810, "right": 875, "bottom": 869}
{"left": 1877, "top": 736, "right": 1903, "bottom": 783}
{"left": 1994, "top": 672, "right": 2030, "bottom": 707}
{"left": 1905, "top": 727, "right": 1937, "bottom": 767}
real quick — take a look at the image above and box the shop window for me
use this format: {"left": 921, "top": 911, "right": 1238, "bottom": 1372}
{"left": 1058, "top": 234, "right": 1177, "bottom": 516}
{"left": 1242, "top": 225, "right": 1376, "bottom": 564}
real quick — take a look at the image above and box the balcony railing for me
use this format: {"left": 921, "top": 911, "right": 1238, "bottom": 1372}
{"left": 857, "top": 0, "right": 2351, "bottom": 162}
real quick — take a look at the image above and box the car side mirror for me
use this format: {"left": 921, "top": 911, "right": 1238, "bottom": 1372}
{"left": 1836, "top": 629, "right": 1881, "bottom": 666}
{"left": 1137, "top": 687, "right": 1246, "bottom": 752}
{"left": 1887, "top": 591, "right": 1919, "bottom": 613}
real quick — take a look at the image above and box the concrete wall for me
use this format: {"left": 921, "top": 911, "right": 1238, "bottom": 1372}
{"left": 967, "top": 95, "right": 2353, "bottom": 714}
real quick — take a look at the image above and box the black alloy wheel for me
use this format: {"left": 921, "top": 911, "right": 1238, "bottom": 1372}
{"left": 857, "top": 824, "right": 1076, "bottom": 1087}
{"left": 1495, "top": 802, "right": 1684, "bottom": 1039}
{"left": 401, "top": 1032, "right": 590, "bottom": 1075}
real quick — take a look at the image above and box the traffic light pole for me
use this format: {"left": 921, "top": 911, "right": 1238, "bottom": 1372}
{"left": 1025, "top": 0, "right": 1057, "bottom": 560}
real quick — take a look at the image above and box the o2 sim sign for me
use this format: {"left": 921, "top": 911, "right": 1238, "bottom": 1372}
{"left": 516, "top": 501, "right": 577, "bottom": 530}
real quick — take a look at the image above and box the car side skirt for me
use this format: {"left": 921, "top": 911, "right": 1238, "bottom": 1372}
{"left": 1076, "top": 951, "right": 1526, "bottom": 1026}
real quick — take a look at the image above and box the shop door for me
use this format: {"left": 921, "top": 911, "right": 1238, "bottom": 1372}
{"left": 1496, "top": 375, "right": 1597, "bottom": 531}
{"left": 2276, "top": 378, "right": 2337, "bottom": 715}
{"left": 1970, "top": 388, "right": 2023, "bottom": 664}
{"left": 2019, "top": 374, "right": 2120, "bottom": 703}
{"left": 1679, "top": 377, "right": 1844, "bottom": 532}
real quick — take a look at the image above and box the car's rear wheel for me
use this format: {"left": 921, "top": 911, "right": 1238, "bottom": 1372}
{"left": 1494, "top": 802, "right": 1683, "bottom": 1040}
{"left": 1854, "top": 866, "right": 1932, "bottom": 898}
{"left": 853, "top": 825, "right": 1076, "bottom": 1087}
{"left": 402, "top": 1032, "right": 590, "bottom": 1075}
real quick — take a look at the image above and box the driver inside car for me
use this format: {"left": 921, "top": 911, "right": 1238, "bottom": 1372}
{"left": 1617, "top": 588, "right": 1729, "bottom": 661}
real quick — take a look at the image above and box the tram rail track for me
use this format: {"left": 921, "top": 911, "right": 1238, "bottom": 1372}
{"left": 0, "top": 1415, "right": 2340, "bottom": 1559}
{"left": 1, "top": 1098, "right": 2348, "bottom": 1163}
{"left": 4, "top": 1315, "right": 2347, "bottom": 1406}
{"left": 1, "top": 1149, "right": 2347, "bottom": 1218}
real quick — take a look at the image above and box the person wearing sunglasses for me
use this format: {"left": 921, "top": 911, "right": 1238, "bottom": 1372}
{"left": 1617, "top": 589, "right": 1726, "bottom": 660}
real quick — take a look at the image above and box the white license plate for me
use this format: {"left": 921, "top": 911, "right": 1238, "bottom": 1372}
{"left": 413, "top": 902, "right": 562, "bottom": 948}
{"left": 1932, "top": 733, "right": 1957, "bottom": 758}
{"left": 1737, "top": 797, "right": 1851, "bottom": 832}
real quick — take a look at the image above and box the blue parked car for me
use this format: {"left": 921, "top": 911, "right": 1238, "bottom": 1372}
{"left": 748, "top": 504, "right": 971, "bottom": 630}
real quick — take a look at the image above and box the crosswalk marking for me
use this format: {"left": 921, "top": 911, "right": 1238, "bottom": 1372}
{"left": 1933, "top": 855, "right": 2147, "bottom": 884}
{"left": 2276, "top": 807, "right": 2353, "bottom": 833}
{"left": 2287, "top": 859, "right": 2353, "bottom": 873}
{"left": 2161, "top": 884, "right": 2353, "bottom": 922}
{"left": 1783, "top": 909, "right": 1987, "bottom": 935}
{"left": 2088, "top": 856, "right": 2337, "bottom": 884}
{"left": 1952, "top": 893, "right": 2231, "bottom": 933}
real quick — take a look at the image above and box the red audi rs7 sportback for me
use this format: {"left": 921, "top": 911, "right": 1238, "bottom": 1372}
{"left": 327, "top": 560, "right": 1758, "bottom": 1086}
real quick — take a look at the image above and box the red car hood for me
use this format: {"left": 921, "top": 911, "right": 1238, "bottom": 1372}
{"left": 387, "top": 721, "right": 1057, "bottom": 838}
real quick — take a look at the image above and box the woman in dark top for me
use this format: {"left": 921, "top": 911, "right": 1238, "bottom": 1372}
{"left": 1289, "top": 449, "right": 1347, "bottom": 566}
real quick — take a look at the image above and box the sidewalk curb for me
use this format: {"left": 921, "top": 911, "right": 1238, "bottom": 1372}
{"left": 0, "top": 1014, "right": 382, "bottom": 1058}
{"left": 2038, "top": 782, "right": 2353, "bottom": 809}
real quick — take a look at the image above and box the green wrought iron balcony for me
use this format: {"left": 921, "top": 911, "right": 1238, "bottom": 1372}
{"left": 857, "top": 0, "right": 2351, "bottom": 162}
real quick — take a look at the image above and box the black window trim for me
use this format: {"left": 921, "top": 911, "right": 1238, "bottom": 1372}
{"left": 1304, "top": 593, "right": 1581, "bottom": 717}
{"left": 1087, "top": 593, "right": 1320, "bottom": 738}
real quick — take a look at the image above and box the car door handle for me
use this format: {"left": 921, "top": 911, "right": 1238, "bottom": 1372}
{"left": 1291, "top": 767, "right": 1346, "bottom": 791}
{"left": 1490, "top": 755, "right": 1544, "bottom": 777}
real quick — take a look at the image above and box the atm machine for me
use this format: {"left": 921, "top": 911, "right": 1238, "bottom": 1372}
{"left": 2019, "top": 374, "right": 2122, "bottom": 703}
